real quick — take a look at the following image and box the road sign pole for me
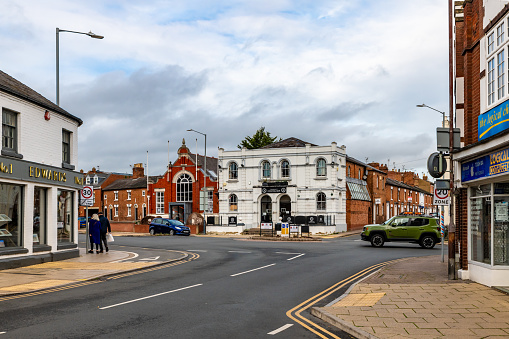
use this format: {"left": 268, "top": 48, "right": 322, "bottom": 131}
{"left": 441, "top": 206, "right": 444, "bottom": 262}
{"left": 86, "top": 206, "right": 89, "bottom": 252}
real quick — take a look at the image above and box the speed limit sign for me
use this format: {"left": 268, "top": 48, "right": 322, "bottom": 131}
{"left": 433, "top": 188, "right": 450, "bottom": 206}
{"left": 80, "top": 186, "right": 94, "bottom": 206}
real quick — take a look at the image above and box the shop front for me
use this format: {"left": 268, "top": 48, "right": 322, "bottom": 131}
{"left": 0, "top": 156, "right": 84, "bottom": 269}
{"left": 457, "top": 143, "right": 509, "bottom": 286}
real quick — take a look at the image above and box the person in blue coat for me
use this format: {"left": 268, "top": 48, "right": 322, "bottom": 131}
{"left": 88, "top": 214, "right": 102, "bottom": 253}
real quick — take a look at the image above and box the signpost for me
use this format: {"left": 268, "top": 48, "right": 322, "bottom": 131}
{"left": 80, "top": 186, "right": 93, "bottom": 252}
{"left": 433, "top": 188, "right": 451, "bottom": 262}
{"left": 281, "top": 223, "right": 289, "bottom": 238}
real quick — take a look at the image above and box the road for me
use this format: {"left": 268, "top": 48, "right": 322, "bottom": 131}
{"left": 0, "top": 234, "right": 442, "bottom": 338}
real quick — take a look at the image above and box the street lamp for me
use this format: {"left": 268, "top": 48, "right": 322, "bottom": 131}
{"left": 56, "top": 28, "right": 104, "bottom": 106}
{"left": 187, "top": 129, "right": 207, "bottom": 234}
{"left": 416, "top": 103, "right": 446, "bottom": 128}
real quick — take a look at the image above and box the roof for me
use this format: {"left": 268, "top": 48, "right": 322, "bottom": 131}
{"left": 188, "top": 153, "right": 218, "bottom": 180}
{"left": 0, "top": 70, "right": 83, "bottom": 126}
{"left": 346, "top": 177, "right": 371, "bottom": 201}
{"left": 386, "top": 178, "right": 432, "bottom": 196}
{"left": 346, "top": 156, "right": 386, "bottom": 174}
{"left": 260, "top": 137, "right": 317, "bottom": 149}
{"left": 102, "top": 177, "right": 148, "bottom": 191}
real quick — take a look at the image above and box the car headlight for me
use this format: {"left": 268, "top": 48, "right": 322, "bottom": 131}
{"left": 175, "top": 227, "right": 181, "bottom": 230}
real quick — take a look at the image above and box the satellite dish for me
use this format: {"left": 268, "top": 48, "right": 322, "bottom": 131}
{"left": 427, "top": 152, "right": 447, "bottom": 178}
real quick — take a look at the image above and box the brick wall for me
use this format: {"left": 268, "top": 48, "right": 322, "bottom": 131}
{"left": 346, "top": 199, "right": 371, "bottom": 231}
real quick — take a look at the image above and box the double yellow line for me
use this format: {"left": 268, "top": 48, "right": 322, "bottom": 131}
{"left": 286, "top": 258, "right": 409, "bottom": 339}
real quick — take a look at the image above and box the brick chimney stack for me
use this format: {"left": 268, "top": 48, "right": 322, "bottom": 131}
{"left": 132, "top": 163, "right": 145, "bottom": 179}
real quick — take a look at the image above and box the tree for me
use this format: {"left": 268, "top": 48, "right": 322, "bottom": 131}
{"left": 237, "top": 127, "right": 281, "bottom": 149}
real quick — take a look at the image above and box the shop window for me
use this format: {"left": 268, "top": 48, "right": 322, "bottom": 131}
{"left": 229, "top": 194, "right": 238, "bottom": 211}
{"left": 281, "top": 160, "right": 290, "bottom": 178}
{"left": 262, "top": 161, "right": 271, "bottom": 179}
{"left": 316, "top": 192, "right": 326, "bottom": 211}
{"left": 0, "top": 183, "right": 22, "bottom": 248}
{"left": 57, "top": 189, "right": 73, "bottom": 243}
{"left": 177, "top": 174, "right": 192, "bottom": 202}
{"left": 229, "top": 162, "right": 238, "bottom": 180}
{"left": 2, "top": 109, "right": 18, "bottom": 153}
{"left": 33, "top": 187, "right": 47, "bottom": 245}
{"left": 471, "top": 185, "right": 491, "bottom": 264}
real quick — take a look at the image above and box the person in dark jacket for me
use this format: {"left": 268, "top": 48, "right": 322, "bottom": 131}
{"left": 88, "top": 214, "right": 101, "bottom": 253}
{"left": 98, "top": 211, "right": 111, "bottom": 253}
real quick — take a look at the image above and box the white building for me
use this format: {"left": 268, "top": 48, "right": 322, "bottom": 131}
{"left": 0, "top": 70, "right": 84, "bottom": 269}
{"left": 211, "top": 138, "right": 347, "bottom": 235}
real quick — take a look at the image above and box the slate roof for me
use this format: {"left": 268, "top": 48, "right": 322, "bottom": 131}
{"left": 260, "top": 137, "right": 317, "bottom": 149}
{"left": 188, "top": 153, "right": 218, "bottom": 179}
{"left": 387, "top": 178, "right": 432, "bottom": 196}
{"left": 347, "top": 156, "right": 386, "bottom": 174}
{"left": 0, "top": 70, "right": 83, "bottom": 126}
{"left": 102, "top": 177, "right": 148, "bottom": 191}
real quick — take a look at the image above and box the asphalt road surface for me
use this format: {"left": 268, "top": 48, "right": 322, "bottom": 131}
{"left": 0, "top": 234, "right": 442, "bottom": 338}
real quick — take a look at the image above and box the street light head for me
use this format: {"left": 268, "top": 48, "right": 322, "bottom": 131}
{"left": 187, "top": 129, "right": 193, "bottom": 132}
{"left": 87, "top": 31, "right": 104, "bottom": 39}
{"left": 416, "top": 104, "right": 426, "bottom": 107}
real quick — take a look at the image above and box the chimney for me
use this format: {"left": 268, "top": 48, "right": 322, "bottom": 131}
{"left": 133, "top": 163, "right": 144, "bottom": 179}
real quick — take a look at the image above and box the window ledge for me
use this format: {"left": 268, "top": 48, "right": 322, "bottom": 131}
{"left": 62, "top": 162, "right": 75, "bottom": 170}
{"left": 57, "top": 243, "right": 77, "bottom": 250}
{"left": 33, "top": 244, "right": 52, "bottom": 253}
{"left": 227, "top": 179, "right": 239, "bottom": 183}
{"left": 1, "top": 149, "right": 23, "bottom": 159}
{"left": 314, "top": 177, "right": 327, "bottom": 180}
{"left": 0, "top": 247, "right": 29, "bottom": 255}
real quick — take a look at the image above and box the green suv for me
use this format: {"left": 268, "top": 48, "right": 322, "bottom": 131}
{"left": 360, "top": 215, "right": 441, "bottom": 249}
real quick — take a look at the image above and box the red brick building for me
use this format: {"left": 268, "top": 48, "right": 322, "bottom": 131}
{"left": 148, "top": 139, "right": 219, "bottom": 225}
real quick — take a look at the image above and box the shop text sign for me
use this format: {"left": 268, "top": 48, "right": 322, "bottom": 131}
{"left": 478, "top": 100, "right": 509, "bottom": 140}
{"left": 461, "top": 147, "right": 509, "bottom": 182}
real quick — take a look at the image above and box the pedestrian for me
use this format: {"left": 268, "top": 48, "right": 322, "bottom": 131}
{"left": 88, "top": 214, "right": 101, "bottom": 253}
{"left": 98, "top": 211, "right": 111, "bottom": 253}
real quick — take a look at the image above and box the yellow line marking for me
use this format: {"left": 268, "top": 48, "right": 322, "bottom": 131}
{"left": 0, "top": 280, "right": 75, "bottom": 292}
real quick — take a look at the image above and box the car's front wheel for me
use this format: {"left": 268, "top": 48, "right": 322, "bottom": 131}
{"left": 169, "top": 229, "right": 175, "bottom": 236}
{"left": 149, "top": 228, "right": 155, "bottom": 236}
{"left": 370, "top": 234, "right": 385, "bottom": 247}
{"left": 420, "top": 235, "right": 436, "bottom": 249}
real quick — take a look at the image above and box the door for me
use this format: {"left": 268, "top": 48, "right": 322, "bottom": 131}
{"left": 279, "top": 195, "right": 291, "bottom": 223}
{"left": 261, "top": 195, "right": 272, "bottom": 223}
{"left": 387, "top": 217, "right": 409, "bottom": 238}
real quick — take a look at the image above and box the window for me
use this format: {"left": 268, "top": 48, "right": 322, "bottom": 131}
{"left": 262, "top": 161, "right": 271, "bottom": 179}
{"left": 488, "top": 32, "right": 495, "bottom": 54}
{"left": 127, "top": 190, "right": 131, "bottom": 200}
{"left": 93, "top": 175, "right": 98, "bottom": 184}
{"left": 33, "top": 187, "right": 46, "bottom": 245}
{"left": 177, "top": 174, "right": 193, "bottom": 202}
{"left": 281, "top": 160, "right": 290, "bottom": 178}
{"left": 391, "top": 187, "right": 394, "bottom": 200}
{"left": 86, "top": 176, "right": 90, "bottom": 184}
{"left": 316, "top": 159, "right": 326, "bottom": 177}
{"left": 348, "top": 166, "right": 351, "bottom": 177}
{"left": 358, "top": 169, "right": 361, "bottom": 179}
{"left": 114, "top": 191, "right": 118, "bottom": 201}
{"left": 104, "top": 194, "right": 107, "bottom": 200}
{"left": 498, "top": 50, "right": 505, "bottom": 100}
{"left": 142, "top": 190, "right": 145, "bottom": 197}
{"left": 489, "top": 58, "right": 495, "bottom": 105}
{"left": 207, "top": 190, "right": 213, "bottom": 213}
{"left": 229, "top": 162, "right": 238, "bottom": 180}
{"left": 2, "top": 109, "right": 17, "bottom": 152}
{"left": 114, "top": 205, "right": 118, "bottom": 217}
{"left": 229, "top": 194, "right": 238, "bottom": 211}
{"left": 127, "top": 204, "right": 132, "bottom": 217}
{"left": 316, "top": 192, "right": 326, "bottom": 211}
{"left": 156, "top": 191, "right": 164, "bottom": 214}
{"left": 0, "top": 183, "right": 23, "bottom": 248}
{"left": 497, "top": 23, "right": 505, "bottom": 46}
{"left": 57, "top": 189, "right": 73, "bottom": 243}
{"left": 62, "top": 130, "right": 71, "bottom": 165}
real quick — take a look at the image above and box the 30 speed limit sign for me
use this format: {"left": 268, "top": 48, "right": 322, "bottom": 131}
{"left": 433, "top": 188, "right": 450, "bottom": 206}
{"left": 80, "top": 186, "right": 94, "bottom": 206}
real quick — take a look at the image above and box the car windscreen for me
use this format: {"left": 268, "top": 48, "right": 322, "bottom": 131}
{"left": 169, "top": 220, "right": 185, "bottom": 226}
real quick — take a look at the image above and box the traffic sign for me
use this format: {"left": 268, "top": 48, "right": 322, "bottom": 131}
{"left": 80, "top": 186, "right": 94, "bottom": 206}
{"left": 433, "top": 188, "right": 450, "bottom": 206}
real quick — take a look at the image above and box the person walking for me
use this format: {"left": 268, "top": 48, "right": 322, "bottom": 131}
{"left": 88, "top": 214, "right": 101, "bottom": 253}
{"left": 98, "top": 211, "right": 111, "bottom": 253}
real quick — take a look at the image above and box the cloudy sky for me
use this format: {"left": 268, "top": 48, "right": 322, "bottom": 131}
{"left": 1, "top": 0, "right": 448, "bottom": 178}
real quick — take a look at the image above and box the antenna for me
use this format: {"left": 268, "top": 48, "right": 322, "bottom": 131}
{"left": 365, "top": 157, "right": 368, "bottom": 163}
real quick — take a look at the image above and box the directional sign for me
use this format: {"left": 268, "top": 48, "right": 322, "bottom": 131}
{"left": 80, "top": 186, "right": 94, "bottom": 206}
{"left": 433, "top": 189, "right": 450, "bottom": 206}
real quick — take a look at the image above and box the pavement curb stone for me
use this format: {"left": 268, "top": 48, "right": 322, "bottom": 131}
{"left": 310, "top": 307, "right": 378, "bottom": 339}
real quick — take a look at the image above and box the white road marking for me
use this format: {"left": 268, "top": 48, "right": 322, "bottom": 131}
{"left": 139, "top": 256, "right": 160, "bottom": 261}
{"left": 187, "top": 250, "right": 208, "bottom": 252}
{"left": 354, "top": 239, "right": 362, "bottom": 242}
{"left": 0, "top": 332, "right": 6, "bottom": 335}
{"left": 99, "top": 284, "right": 203, "bottom": 310}
{"left": 230, "top": 263, "right": 276, "bottom": 277}
{"left": 268, "top": 324, "right": 293, "bottom": 335}
{"left": 111, "top": 252, "right": 139, "bottom": 263}
{"left": 275, "top": 252, "right": 301, "bottom": 255}
{"left": 228, "top": 251, "right": 252, "bottom": 253}
{"left": 287, "top": 253, "right": 305, "bottom": 261}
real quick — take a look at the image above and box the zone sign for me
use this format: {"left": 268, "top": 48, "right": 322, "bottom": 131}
{"left": 80, "top": 186, "right": 94, "bottom": 206}
{"left": 433, "top": 188, "right": 450, "bottom": 206}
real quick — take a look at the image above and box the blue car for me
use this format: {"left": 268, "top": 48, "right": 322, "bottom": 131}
{"left": 149, "top": 218, "right": 190, "bottom": 236}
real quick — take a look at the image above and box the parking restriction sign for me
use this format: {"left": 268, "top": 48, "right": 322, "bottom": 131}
{"left": 433, "top": 188, "right": 450, "bottom": 206}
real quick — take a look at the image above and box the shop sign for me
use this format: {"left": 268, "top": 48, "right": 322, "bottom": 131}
{"left": 282, "top": 215, "right": 294, "bottom": 224}
{"left": 307, "top": 216, "right": 317, "bottom": 224}
{"left": 461, "top": 147, "right": 509, "bottom": 182}
{"left": 478, "top": 100, "right": 509, "bottom": 140}
{"left": 0, "top": 156, "right": 84, "bottom": 189}
{"left": 261, "top": 186, "right": 287, "bottom": 194}
{"left": 228, "top": 216, "right": 237, "bottom": 225}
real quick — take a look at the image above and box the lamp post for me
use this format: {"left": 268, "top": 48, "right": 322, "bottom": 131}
{"left": 56, "top": 28, "right": 104, "bottom": 106}
{"left": 187, "top": 129, "right": 207, "bottom": 234}
{"left": 416, "top": 103, "right": 446, "bottom": 128}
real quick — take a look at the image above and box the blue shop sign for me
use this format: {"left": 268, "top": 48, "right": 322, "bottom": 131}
{"left": 478, "top": 100, "right": 509, "bottom": 140}
{"left": 462, "top": 147, "right": 509, "bottom": 182}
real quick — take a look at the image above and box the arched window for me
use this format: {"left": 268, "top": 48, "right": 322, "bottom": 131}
{"left": 317, "top": 192, "right": 326, "bottom": 211}
{"left": 316, "top": 159, "right": 326, "bottom": 177}
{"left": 229, "top": 162, "right": 238, "bottom": 180}
{"left": 281, "top": 160, "right": 290, "bottom": 178}
{"left": 177, "top": 174, "right": 193, "bottom": 202}
{"left": 229, "top": 194, "right": 238, "bottom": 211}
{"left": 262, "top": 161, "right": 271, "bottom": 178}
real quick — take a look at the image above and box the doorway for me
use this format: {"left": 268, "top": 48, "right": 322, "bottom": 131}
{"left": 279, "top": 195, "right": 291, "bottom": 223}
{"left": 260, "top": 195, "right": 272, "bottom": 223}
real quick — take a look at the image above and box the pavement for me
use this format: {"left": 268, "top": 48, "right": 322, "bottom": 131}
{"left": 312, "top": 255, "right": 509, "bottom": 339}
